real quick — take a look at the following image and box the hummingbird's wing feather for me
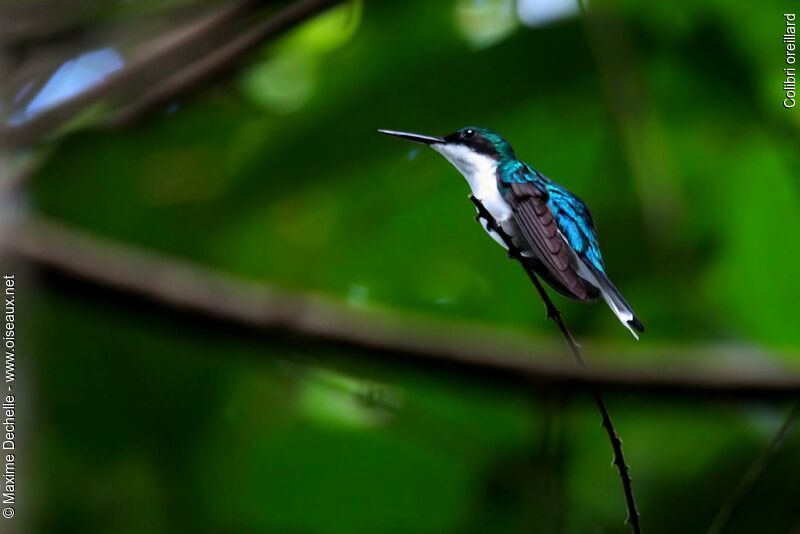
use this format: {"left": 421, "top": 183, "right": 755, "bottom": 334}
{"left": 506, "top": 181, "right": 592, "bottom": 301}
{"left": 545, "top": 184, "right": 605, "bottom": 274}
{"left": 501, "top": 164, "right": 643, "bottom": 336}
{"left": 522, "top": 257, "right": 593, "bottom": 301}
{"left": 544, "top": 181, "right": 644, "bottom": 337}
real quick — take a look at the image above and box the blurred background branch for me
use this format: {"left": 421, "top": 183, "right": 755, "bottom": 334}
{"left": 0, "top": 0, "right": 344, "bottom": 150}
{"left": 106, "top": 0, "right": 345, "bottom": 127}
{"left": 708, "top": 401, "right": 800, "bottom": 534}
{"left": 4, "top": 215, "right": 800, "bottom": 400}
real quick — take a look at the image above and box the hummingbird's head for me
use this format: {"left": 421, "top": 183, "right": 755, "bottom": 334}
{"left": 379, "top": 126, "right": 516, "bottom": 180}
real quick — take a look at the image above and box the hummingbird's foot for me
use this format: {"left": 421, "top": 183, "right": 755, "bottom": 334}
{"left": 470, "top": 194, "right": 525, "bottom": 262}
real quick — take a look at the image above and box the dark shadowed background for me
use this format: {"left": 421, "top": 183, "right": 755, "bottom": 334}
{"left": 1, "top": 0, "right": 799, "bottom": 532}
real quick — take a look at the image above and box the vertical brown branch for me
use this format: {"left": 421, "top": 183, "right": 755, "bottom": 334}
{"left": 469, "top": 195, "right": 642, "bottom": 534}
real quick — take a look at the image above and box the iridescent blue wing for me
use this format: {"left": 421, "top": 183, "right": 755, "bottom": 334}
{"left": 498, "top": 162, "right": 593, "bottom": 301}
{"left": 500, "top": 162, "right": 644, "bottom": 336}
{"left": 544, "top": 181, "right": 605, "bottom": 274}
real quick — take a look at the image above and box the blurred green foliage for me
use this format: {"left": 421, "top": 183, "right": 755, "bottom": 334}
{"left": 15, "top": 0, "right": 800, "bottom": 532}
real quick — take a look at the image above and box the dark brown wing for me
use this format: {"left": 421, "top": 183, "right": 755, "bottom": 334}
{"left": 508, "top": 181, "right": 591, "bottom": 301}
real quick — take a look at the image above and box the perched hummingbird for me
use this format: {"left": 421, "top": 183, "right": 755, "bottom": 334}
{"left": 379, "top": 126, "right": 644, "bottom": 339}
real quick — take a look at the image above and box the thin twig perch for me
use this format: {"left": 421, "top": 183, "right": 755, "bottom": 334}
{"left": 469, "top": 195, "right": 641, "bottom": 534}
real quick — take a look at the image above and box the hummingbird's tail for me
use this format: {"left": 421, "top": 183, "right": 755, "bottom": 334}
{"left": 581, "top": 262, "right": 644, "bottom": 340}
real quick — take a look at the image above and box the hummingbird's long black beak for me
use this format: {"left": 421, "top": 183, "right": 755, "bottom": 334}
{"left": 378, "top": 129, "right": 445, "bottom": 145}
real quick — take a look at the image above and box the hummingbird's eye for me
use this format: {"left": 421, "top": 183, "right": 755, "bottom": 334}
{"left": 461, "top": 128, "right": 476, "bottom": 140}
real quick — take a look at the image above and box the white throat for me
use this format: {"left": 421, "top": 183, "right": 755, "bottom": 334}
{"left": 433, "top": 144, "right": 497, "bottom": 196}
{"left": 433, "top": 143, "right": 511, "bottom": 222}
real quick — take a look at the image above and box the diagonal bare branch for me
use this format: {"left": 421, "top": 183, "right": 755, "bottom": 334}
{"left": 707, "top": 401, "right": 800, "bottom": 534}
{"left": 0, "top": 0, "right": 344, "bottom": 149}
{"left": 106, "top": 0, "right": 346, "bottom": 127}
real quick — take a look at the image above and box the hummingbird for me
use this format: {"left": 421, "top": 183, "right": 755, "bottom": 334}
{"left": 379, "top": 126, "right": 644, "bottom": 339}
